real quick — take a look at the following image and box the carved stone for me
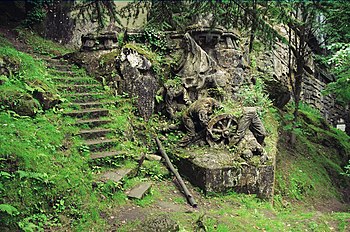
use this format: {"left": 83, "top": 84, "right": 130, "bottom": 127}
{"left": 173, "top": 148, "right": 274, "bottom": 198}
{"left": 117, "top": 48, "right": 158, "bottom": 120}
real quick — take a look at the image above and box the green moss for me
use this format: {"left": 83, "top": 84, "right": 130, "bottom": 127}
{"left": 0, "top": 35, "right": 14, "bottom": 48}
{"left": 16, "top": 28, "right": 73, "bottom": 57}
{"left": 99, "top": 50, "right": 120, "bottom": 65}
{"left": 0, "top": 44, "right": 61, "bottom": 113}
{"left": 276, "top": 103, "right": 350, "bottom": 202}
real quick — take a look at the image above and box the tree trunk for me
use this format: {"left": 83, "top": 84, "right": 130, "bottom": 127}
{"left": 345, "top": 108, "right": 350, "bottom": 136}
{"left": 248, "top": 0, "right": 257, "bottom": 54}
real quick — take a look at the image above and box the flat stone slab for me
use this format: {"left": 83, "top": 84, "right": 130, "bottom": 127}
{"left": 100, "top": 169, "right": 132, "bottom": 183}
{"left": 78, "top": 128, "right": 112, "bottom": 139}
{"left": 85, "top": 138, "right": 118, "bottom": 146}
{"left": 58, "top": 84, "right": 102, "bottom": 93}
{"left": 173, "top": 148, "right": 275, "bottom": 199}
{"left": 146, "top": 154, "right": 162, "bottom": 161}
{"left": 65, "top": 108, "right": 109, "bottom": 118}
{"left": 75, "top": 118, "right": 112, "bottom": 127}
{"left": 90, "top": 151, "right": 126, "bottom": 159}
{"left": 127, "top": 182, "right": 152, "bottom": 199}
{"left": 70, "top": 102, "right": 108, "bottom": 109}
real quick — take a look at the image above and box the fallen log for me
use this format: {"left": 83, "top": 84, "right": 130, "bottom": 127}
{"left": 155, "top": 137, "right": 197, "bottom": 208}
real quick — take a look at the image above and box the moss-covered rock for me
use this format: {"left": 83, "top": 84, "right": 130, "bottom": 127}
{"left": 0, "top": 88, "right": 40, "bottom": 116}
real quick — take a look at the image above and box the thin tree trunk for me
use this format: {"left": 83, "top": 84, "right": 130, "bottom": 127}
{"left": 248, "top": 0, "right": 257, "bottom": 54}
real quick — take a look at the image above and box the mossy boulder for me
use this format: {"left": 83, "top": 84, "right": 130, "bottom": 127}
{"left": 0, "top": 88, "right": 41, "bottom": 116}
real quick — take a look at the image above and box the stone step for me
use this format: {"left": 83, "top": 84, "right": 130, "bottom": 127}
{"left": 58, "top": 84, "right": 103, "bottom": 93}
{"left": 65, "top": 108, "right": 109, "bottom": 118}
{"left": 47, "top": 64, "right": 72, "bottom": 71}
{"left": 85, "top": 138, "right": 119, "bottom": 152}
{"left": 68, "top": 102, "right": 108, "bottom": 109}
{"left": 51, "top": 76, "right": 98, "bottom": 85}
{"left": 127, "top": 182, "right": 152, "bottom": 199}
{"left": 77, "top": 128, "right": 113, "bottom": 139}
{"left": 40, "top": 57, "right": 68, "bottom": 65}
{"left": 48, "top": 69, "right": 76, "bottom": 76}
{"left": 75, "top": 118, "right": 112, "bottom": 128}
{"left": 90, "top": 150, "right": 126, "bottom": 159}
{"left": 63, "top": 92, "right": 106, "bottom": 103}
{"left": 70, "top": 101, "right": 114, "bottom": 109}
{"left": 100, "top": 169, "right": 132, "bottom": 183}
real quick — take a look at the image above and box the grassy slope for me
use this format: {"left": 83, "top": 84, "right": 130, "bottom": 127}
{"left": 0, "top": 31, "right": 107, "bottom": 231}
{"left": 0, "top": 29, "right": 349, "bottom": 232}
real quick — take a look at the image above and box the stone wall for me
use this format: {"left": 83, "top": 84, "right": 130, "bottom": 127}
{"left": 257, "top": 39, "right": 344, "bottom": 125}
{"left": 301, "top": 74, "right": 343, "bottom": 125}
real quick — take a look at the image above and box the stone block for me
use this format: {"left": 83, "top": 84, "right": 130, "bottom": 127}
{"left": 127, "top": 182, "right": 152, "bottom": 199}
{"left": 173, "top": 148, "right": 275, "bottom": 199}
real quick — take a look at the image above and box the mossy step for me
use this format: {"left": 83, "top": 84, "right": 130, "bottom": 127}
{"left": 51, "top": 77, "right": 98, "bottom": 84}
{"left": 65, "top": 108, "right": 109, "bottom": 118}
{"left": 41, "top": 57, "right": 67, "bottom": 63}
{"left": 77, "top": 128, "right": 113, "bottom": 139}
{"left": 85, "top": 138, "right": 119, "bottom": 152}
{"left": 90, "top": 150, "right": 126, "bottom": 159}
{"left": 69, "top": 101, "right": 113, "bottom": 109}
{"left": 127, "top": 182, "right": 152, "bottom": 199}
{"left": 100, "top": 169, "right": 132, "bottom": 183}
{"left": 63, "top": 92, "right": 107, "bottom": 103}
{"left": 75, "top": 118, "right": 112, "bottom": 128}
{"left": 40, "top": 59, "right": 68, "bottom": 66}
{"left": 58, "top": 84, "right": 103, "bottom": 93}
{"left": 47, "top": 64, "right": 72, "bottom": 71}
{"left": 48, "top": 69, "right": 76, "bottom": 76}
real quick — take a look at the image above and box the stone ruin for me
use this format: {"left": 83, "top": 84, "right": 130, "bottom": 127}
{"left": 73, "top": 23, "right": 273, "bottom": 198}
{"left": 81, "top": 31, "right": 119, "bottom": 51}
{"left": 72, "top": 16, "right": 345, "bottom": 199}
{"left": 162, "top": 22, "right": 274, "bottom": 198}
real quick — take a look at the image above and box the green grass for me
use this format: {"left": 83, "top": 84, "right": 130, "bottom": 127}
{"left": 16, "top": 28, "right": 73, "bottom": 57}
{"left": 0, "top": 42, "right": 61, "bottom": 115}
{"left": 0, "top": 111, "right": 92, "bottom": 230}
{"left": 275, "top": 103, "right": 350, "bottom": 204}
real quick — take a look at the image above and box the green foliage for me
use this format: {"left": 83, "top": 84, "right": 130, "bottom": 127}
{"left": 342, "top": 160, "right": 350, "bottom": 177}
{"left": 0, "top": 204, "right": 19, "bottom": 216}
{"left": 237, "top": 77, "right": 274, "bottom": 117}
{"left": 0, "top": 35, "right": 14, "bottom": 48}
{"left": 16, "top": 28, "right": 72, "bottom": 56}
{"left": 323, "top": 43, "right": 350, "bottom": 105}
{"left": 140, "top": 160, "right": 169, "bottom": 181}
{"left": 74, "top": 0, "right": 122, "bottom": 30}
{"left": 276, "top": 102, "right": 350, "bottom": 203}
{"left": 23, "top": 0, "right": 50, "bottom": 26}
{"left": 322, "top": 1, "right": 350, "bottom": 44}
{"left": 0, "top": 44, "right": 60, "bottom": 115}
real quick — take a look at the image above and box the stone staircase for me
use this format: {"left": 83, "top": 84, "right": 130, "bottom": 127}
{"left": 45, "top": 57, "right": 152, "bottom": 199}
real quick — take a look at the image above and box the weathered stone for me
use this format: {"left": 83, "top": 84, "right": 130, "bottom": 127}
{"left": 127, "top": 182, "right": 152, "bottom": 199}
{"left": 0, "top": 90, "right": 40, "bottom": 116}
{"left": 173, "top": 148, "right": 274, "bottom": 199}
{"left": 81, "top": 31, "right": 119, "bottom": 51}
{"left": 90, "top": 151, "right": 126, "bottom": 160}
{"left": 140, "top": 215, "right": 179, "bottom": 232}
{"left": 118, "top": 48, "right": 158, "bottom": 120}
{"left": 100, "top": 169, "right": 132, "bottom": 183}
{"left": 146, "top": 154, "right": 162, "bottom": 161}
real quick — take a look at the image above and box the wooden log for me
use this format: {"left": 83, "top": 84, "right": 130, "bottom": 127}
{"left": 135, "top": 153, "right": 147, "bottom": 176}
{"left": 155, "top": 137, "right": 197, "bottom": 208}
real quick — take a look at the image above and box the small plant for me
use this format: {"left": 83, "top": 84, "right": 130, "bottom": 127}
{"left": 342, "top": 160, "right": 350, "bottom": 177}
